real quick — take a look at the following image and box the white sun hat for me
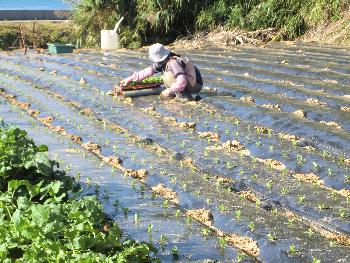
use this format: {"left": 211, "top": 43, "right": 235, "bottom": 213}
{"left": 149, "top": 43, "right": 170, "bottom": 62}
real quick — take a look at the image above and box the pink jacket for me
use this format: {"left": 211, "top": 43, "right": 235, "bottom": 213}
{"left": 124, "top": 62, "right": 190, "bottom": 94}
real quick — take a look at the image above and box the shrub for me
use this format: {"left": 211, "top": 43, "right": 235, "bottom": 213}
{"left": 0, "top": 123, "right": 157, "bottom": 262}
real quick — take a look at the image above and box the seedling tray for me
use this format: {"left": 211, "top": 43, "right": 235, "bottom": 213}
{"left": 47, "top": 43, "right": 75, "bottom": 54}
{"left": 122, "top": 82, "right": 163, "bottom": 91}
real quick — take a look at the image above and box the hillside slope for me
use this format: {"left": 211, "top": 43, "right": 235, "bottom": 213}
{"left": 303, "top": 10, "right": 350, "bottom": 45}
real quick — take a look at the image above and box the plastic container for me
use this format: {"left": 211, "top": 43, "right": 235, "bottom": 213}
{"left": 101, "top": 30, "right": 119, "bottom": 50}
{"left": 47, "top": 43, "right": 75, "bottom": 54}
{"left": 101, "top": 17, "right": 124, "bottom": 50}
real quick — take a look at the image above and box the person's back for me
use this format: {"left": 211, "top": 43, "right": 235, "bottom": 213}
{"left": 120, "top": 43, "right": 203, "bottom": 101}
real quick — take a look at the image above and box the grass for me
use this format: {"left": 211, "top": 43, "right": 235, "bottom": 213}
{"left": 68, "top": 0, "right": 350, "bottom": 48}
{"left": 0, "top": 21, "right": 75, "bottom": 50}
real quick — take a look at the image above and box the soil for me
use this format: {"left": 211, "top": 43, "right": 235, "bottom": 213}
{"left": 186, "top": 208, "right": 214, "bottom": 227}
{"left": 240, "top": 96, "right": 254, "bottom": 103}
{"left": 49, "top": 125, "right": 66, "bottom": 135}
{"left": 82, "top": 141, "right": 101, "bottom": 155}
{"left": 27, "top": 109, "right": 40, "bottom": 117}
{"left": 319, "top": 121, "right": 342, "bottom": 130}
{"left": 340, "top": 106, "right": 350, "bottom": 112}
{"left": 80, "top": 108, "right": 94, "bottom": 116}
{"left": 306, "top": 98, "right": 327, "bottom": 106}
{"left": 258, "top": 158, "right": 286, "bottom": 171}
{"left": 294, "top": 173, "right": 324, "bottom": 186}
{"left": 262, "top": 103, "right": 282, "bottom": 111}
{"left": 293, "top": 110, "right": 306, "bottom": 118}
{"left": 239, "top": 191, "right": 258, "bottom": 203}
{"left": 178, "top": 122, "right": 196, "bottom": 129}
{"left": 67, "top": 134, "right": 82, "bottom": 143}
{"left": 38, "top": 116, "right": 54, "bottom": 125}
{"left": 124, "top": 169, "right": 148, "bottom": 182}
{"left": 198, "top": 131, "right": 220, "bottom": 141}
{"left": 151, "top": 184, "right": 179, "bottom": 204}
{"left": 79, "top": 78, "right": 87, "bottom": 85}
{"left": 278, "top": 132, "right": 301, "bottom": 142}
{"left": 14, "top": 101, "right": 30, "bottom": 109}
{"left": 102, "top": 156, "right": 123, "bottom": 168}
{"left": 225, "top": 233, "right": 260, "bottom": 258}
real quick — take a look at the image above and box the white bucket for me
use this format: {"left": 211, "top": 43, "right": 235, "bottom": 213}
{"left": 100, "top": 17, "right": 124, "bottom": 50}
{"left": 101, "top": 30, "right": 118, "bottom": 50}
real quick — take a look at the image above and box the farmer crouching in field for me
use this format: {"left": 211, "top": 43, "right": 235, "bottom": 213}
{"left": 120, "top": 43, "right": 203, "bottom": 101}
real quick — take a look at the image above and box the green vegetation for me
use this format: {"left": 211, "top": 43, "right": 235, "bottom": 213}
{"left": 0, "top": 122, "right": 157, "bottom": 262}
{"left": 0, "top": 22, "right": 75, "bottom": 51}
{"left": 69, "top": 0, "right": 350, "bottom": 47}
{"left": 129, "top": 76, "right": 163, "bottom": 86}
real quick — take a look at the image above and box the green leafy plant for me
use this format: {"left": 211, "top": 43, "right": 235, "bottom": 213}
{"left": 267, "top": 233, "right": 277, "bottom": 242}
{"left": 235, "top": 210, "right": 242, "bottom": 220}
{"left": 218, "top": 236, "right": 227, "bottom": 250}
{"left": 0, "top": 124, "right": 157, "bottom": 262}
{"left": 248, "top": 221, "right": 255, "bottom": 231}
{"left": 289, "top": 244, "right": 297, "bottom": 254}
{"left": 159, "top": 234, "right": 168, "bottom": 247}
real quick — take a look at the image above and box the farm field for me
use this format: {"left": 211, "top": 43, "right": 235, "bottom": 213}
{"left": 0, "top": 42, "right": 349, "bottom": 262}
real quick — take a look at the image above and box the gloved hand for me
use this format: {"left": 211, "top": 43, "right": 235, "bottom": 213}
{"left": 120, "top": 75, "right": 134, "bottom": 86}
{"left": 160, "top": 88, "right": 172, "bottom": 97}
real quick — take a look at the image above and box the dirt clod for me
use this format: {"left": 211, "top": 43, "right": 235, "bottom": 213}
{"left": 79, "top": 78, "right": 87, "bottom": 85}
{"left": 222, "top": 140, "right": 245, "bottom": 152}
{"left": 151, "top": 184, "right": 179, "bottom": 204}
{"left": 82, "top": 141, "right": 101, "bottom": 155}
{"left": 49, "top": 70, "right": 57, "bottom": 75}
{"left": 102, "top": 156, "right": 123, "bottom": 168}
{"left": 226, "top": 233, "right": 260, "bottom": 257}
{"left": 294, "top": 173, "right": 324, "bottom": 186}
{"left": 311, "top": 224, "right": 350, "bottom": 246}
{"left": 337, "top": 189, "right": 350, "bottom": 198}
{"left": 293, "top": 109, "right": 306, "bottom": 118}
{"left": 38, "top": 116, "right": 54, "bottom": 125}
{"left": 262, "top": 103, "right": 282, "bottom": 111}
{"left": 124, "top": 169, "right": 148, "bottom": 182}
{"left": 240, "top": 96, "right": 254, "bottom": 103}
{"left": 4, "top": 94, "right": 16, "bottom": 100}
{"left": 49, "top": 125, "right": 66, "bottom": 135}
{"left": 178, "top": 122, "right": 196, "bottom": 129}
{"left": 15, "top": 102, "right": 30, "bottom": 109}
{"left": 258, "top": 158, "right": 286, "bottom": 170}
{"left": 254, "top": 125, "right": 271, "bottom": 134}
{"left": 67, "top": 134, "right": 82, "bottom": 143}
{"left": 27, "top": 109, "right": 40, "bottom": 117}
{"left": 278, "top": 132, "right": 300, "bottom": 142}
{"left": 186, "top": 209, "right": 214, "bottom": 227}
{"left": 319, "top": 121, "right": 342, "bottom": 130}
{"left": 341, "top": 106, "right": 350, "bottom": 112}
{"left": 306, "top": 98, "right": 327, "bottom": 106}
{"left": 198, "top": 131, "right": 219, "bottom": 141}
{"left": 80, "top": 108, "right": 94, "bottom": 116}
{"left": 215, "top": 175, "right": 233, "bottom": 184}
{"left": 239, "top": 191, "right": 258, "bottom": 202}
